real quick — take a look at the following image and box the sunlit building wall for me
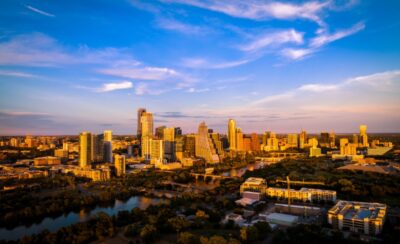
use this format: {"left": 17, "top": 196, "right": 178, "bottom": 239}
{"left": 79, "top": 131, "right": 94, "bottom": 168}
{"left": 228, "top": 119, "right": 237, "bottom": 151}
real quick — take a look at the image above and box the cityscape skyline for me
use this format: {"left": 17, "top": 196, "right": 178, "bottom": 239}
{"left": 1, "top": 0, "right": 400, "bottom": 135}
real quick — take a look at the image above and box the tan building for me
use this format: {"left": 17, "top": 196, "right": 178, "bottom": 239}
{"left": 240, "top": 177, "right": 267, "bottom": 194}
{"left": 250, "top": 133, "right": 260, "bottom": 151}
{"left": 114, "top": 154, "right": 126, "bottom": 177}
{"left": 328, "top": 200, "right": 386, "bottom": 235}
{"left": 195, "top": 122, "right": 219, "bottom": 163}
{"left": 287, "top": 134, "right": 298, "bottom": 148}
{"left": 34, "top": 156, "right": 61, "bottom": 166}
{"left": 266, "top": 187, "right": 336, "bottom": 202}
{"left": 236, "top": 128, "right": 244, "bottom": 151}
{"left": 150, "top": 139, "right": 164, "bottom": 164}
{"left": 359, "top": 125, "right": 369, "bottom": 147}
{"left": 79, "top": 131, "right": 94, "bottom": 168}
{"left": 228, "top": 119, "right": 237, "bottom": 151}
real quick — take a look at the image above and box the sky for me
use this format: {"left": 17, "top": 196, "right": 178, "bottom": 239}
{"left": 0, "top": 0, "right": 400, "bottom": 135}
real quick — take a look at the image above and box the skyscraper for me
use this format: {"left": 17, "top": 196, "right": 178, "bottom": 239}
{"left": 250, "top": 133, "right": 260, "bottom": 151}
{"left": 104, "top": 130, "right": 112, "bottom": 142}
{"left": 114, "top": 154, "right": 126, "bottom": 177}
{"left": 137, "top": 108, "right": 146, "bottom": 138}
{"left": 299, "top": 130, "right": 307, "bottom": 149}
{"left": 287, "top": 134, "right": 299, "bottom": 148}
{"left": 195, "top": 122, "right": 219, "bottom": 163}
{"left": 360, "top": 125, "right": 369, "bottom": 147}
{"left": 141, "top": 112, "right": 154, "bottom": 159}
{"left": 236, "top": 128, "right": 244, "bottom": 151}
{"left": 103, "top": 130, "right": 113, "bottom": 163}
{"left": 320, "top": 132, "right": 330, "bottom": 148}
{"left": 228, "top": 119, "right": 237, "bottom": 151}
{"left": 163, "top": 127, "right": 176, "bottom": 162}
{"left": 79, "top": 131, "right": 94, "bottom": 168}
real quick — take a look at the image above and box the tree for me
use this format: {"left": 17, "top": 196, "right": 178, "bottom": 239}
{"left": 168, "top": 216, "right": 191, "bottom": 234}
{"left": 140, "top": 224, "right": 157, "bottom": 243}
{"left": 178, "top": 232, "right": 198, "bottom": 244}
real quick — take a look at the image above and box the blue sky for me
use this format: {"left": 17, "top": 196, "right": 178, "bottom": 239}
{"left": 0, "top": 0, "right": 400, "bottom": 135}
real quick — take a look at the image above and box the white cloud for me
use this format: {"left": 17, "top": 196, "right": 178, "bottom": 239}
{"left": 181, "top": 57, "right": 252, "bottom": 69}
{"left": 298, "top": 83, "right": 339, "bottom": 92}
{"left": 240, "top": 29, "right": 304, "bottom": 52}
{"left": 0, "top": 70, "right": 38, "bottom": 78}
{"left": 310, "top": 22, "right": 365, "bottom": 48}
{"left": 156, "top": 18, "right": 209, "bottom": 35}
{"left": 162, "top": 0, "right": 329, "bottom": 25}
{"left": 97, "top": 81, "right": 133, "bottom": 92}
{"left": 98, "top": 66, "right": 179, "bottom": 80}
{"left": 187, "top": 87, "right": 210, "bottom": 93}
{"left": 281, "top": 48, "right": 315, "bottom": 60}
{"left": 25, "top": 5, "right": 55, "bottom": 17}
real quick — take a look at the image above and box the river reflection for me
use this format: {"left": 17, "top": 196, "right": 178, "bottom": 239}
{"left": 0, "top": 196, "right": 168, "bottom": 241}
{"left": 222, "top": 161, "right": 269, "bottom": 177}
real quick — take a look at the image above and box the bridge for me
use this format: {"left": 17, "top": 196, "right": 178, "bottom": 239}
{"left": 190, "top": 173, "right": 237, "bottom": 182}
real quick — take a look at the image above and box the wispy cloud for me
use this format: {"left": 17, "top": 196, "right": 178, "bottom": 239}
{"left": 162, "top": 0, "right": 329, "bottom": 25}
{"left": 0, "top": 70, "right": 38, "bottom": 78}
{"left": 156, "top": 18, "right": 209, "bottom": 35}
{"left": 186, "top": 87, "right": 210, "bottom": 93}
{"left": 298, "top": 83, "right": 339, "bottom": 92}
{"left": 181, "top": 57, "right": 252, "bottom": 69}
{"left": 240, "top": 29, "right": 304, "bottom": 52}
{"left": 310, "top": 22, "right": 365, "bottom": 48}
{"left": 25, "top": 5, "right": 55, "bottom": 17}
{"left": 281, "top": 22, "right": 365, "bottom": 60}
{"left": 98, "top": 66, "right": 179, "bottom": 80}
{"left": 96, "top": 81, "right": 133, "bottom": 92}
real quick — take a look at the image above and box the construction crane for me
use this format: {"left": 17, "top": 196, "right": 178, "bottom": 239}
{"left": 275, "top": 179, "right": 325, "bottom": 186}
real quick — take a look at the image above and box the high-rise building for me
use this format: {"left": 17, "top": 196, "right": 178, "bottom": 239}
{"left": 94, "top": 134, "right": 104, "bottom": 162}
{"left": 299, "top": 130, "right": 307, "bottom": 149}
{"left": 184, "top": 135, "right": 196, "bottom": 157}
{"left": 79, "top": 131, "right": 94, "bottom": 168}
{"left": 210, "top": 133, "right": 224, "bottom": 156}
{"left": 103, "top": 141, "right": 113, "bottom": 163}
{"left": 360, "top": 125, "right": 369, "bottom": 147}
{"left": 141, "top": 111, "right": 154, "bottom": 159}
{"left": 287, "top": 134, "right": 298, "bottom": 148}
{"left": 195, "top": 122, "right": 219, "bottom": 163}
{"left": 352, "top": 134, "right": 359, "bottom": 145}
{"left": 320, "top": 132, "right": 330, "bottom": 148}
{"left": 150, "top": 139, "right": 164, "bottom": 164}
{"left": 141, "top": 112, "right": 154, "bottom": 138}
{"left": 243, "top": 137, "right": 251, "bottom": 151}
{"left": 155, "top": 126, "right": 166, "bottom": 139}
{"left": 163, "top": 127, "right": 175, "bottom": 162}
{"left": 265, "top": 132, "right": 279, "bottom": 151}
{"left": 175, "top": 127, "right": 182, "bottom": 137}
{"left": 228, "top": 119, "right": 237, "bottom": 151}
{"left": 329, "top": 131, "right": 336, "bottom": 148}
{"left": 114, "top": 154, "right": 126, "bottom": 177}
{"left": 236, "top": 128, "right": 244, "bottom": 151}
{"left": 137, "top": 108, "right": 146, "bottom": 139}
{"left": 104, "top": 130, "right": 112, "bottom": 142}
{"left": 308, "top": 138, "right": 318, "bottom": 148}
{"left": 250, "top": 133, "right": 260, "bottom": 151}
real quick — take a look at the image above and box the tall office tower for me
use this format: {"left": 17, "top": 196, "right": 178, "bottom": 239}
{"left": 94, "top": 134, "right": 104, "bottom": 162}
{"left": 141, "top": 112, "right": 154, "bottom": 159}
{"left": 195, "top": 122, "right": 219, "bottom": 163}
{"left": 262, "top": 131, "right": 270, "bottom": 146}
{"left": 114, "top": 154, "right": 126, "bottom": 177}
{"left": 79, "top": 131, "right": 94, "bottom": 168}
{"left": 265, "top": 132, "right": 279, "bottom": 151}
{"left": 104, "top": 130, "right": 112, "bottom": 142}
{"left": 103, "top": 141, "right": 113, "bottom": 163}
{"left": 150, "top": 139, "right": 164, "bottom": 164}
{"left": 329, "top": 131, "right": 336, "bottom": 148}
{"left": 228, "top": 119, "right": 237, "bottom": 151}
{"left": 287, "top": 134, "right": 299, "bottom": 148}
{"left": 352, "top": 134, "right": 359, "bottom": 145}
{"left": 243, "top": 137, "right": 252, "bottom": 151}
{"left": 320, "top": 132, "right": 330, "bottom": 148}
{"left": 175, "top": 137, "right": 184, "bottom": 161}
{"left": 340, "top": 138, "right": 349, "bottom": 147}
{"left": 299, "top": 130, "right": 307, "bottom": 149}
{"left": 175, "top": 127, "right": 182, "bottom": 137}
{"left": 163, "top": 127, "right": 176, "bottom": 161}
{"left": 141, "top": 112, "right": 154, "bottom": 138}
{"left": 184, "top": 134, "right": 196, "bottom": 157}
{"left": 308, "top": 137, "right": 318, "bottom": 148}
{"left": 25, "top": 135, "right": 35, "bottom": 148}
{"left": 360, "top": 125, "right": 369, "bottom": 147}
{"left": 137, "top": 108, "right": 146, "bottom": 139}
{"left": 210, "top": 133, "right": 224, "bottom": 156}
{"left": 250, "top": 133, "right": 260, "bottom": 151}
{"left": 155, "top": 126, "right": 166, "bottom": 139}
{"left": 236, "top": 128, "right": 244, "bottom": 151}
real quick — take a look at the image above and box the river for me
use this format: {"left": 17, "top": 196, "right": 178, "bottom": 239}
{"left": 0, "top": 196, "right": 168, "bottom": 241}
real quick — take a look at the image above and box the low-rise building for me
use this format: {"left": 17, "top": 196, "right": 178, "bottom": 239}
{"left": 240, "top": 177, "right": 267, "bottom": 194}
{"left": 327, "top": 200, "right": 387, "bottom": 235}
{"left": 266, "top": 187, "right": 336, "bottom": 202}
{"left": 34, "top": 156, "right": 61, "bottom": 166}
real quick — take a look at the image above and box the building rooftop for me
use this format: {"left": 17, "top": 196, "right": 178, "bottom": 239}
{"left": 244, "top": 177, "right": 266, "bottom": 184}
{"left": 329, "top": 200, "right": 386, "bottom": 221}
